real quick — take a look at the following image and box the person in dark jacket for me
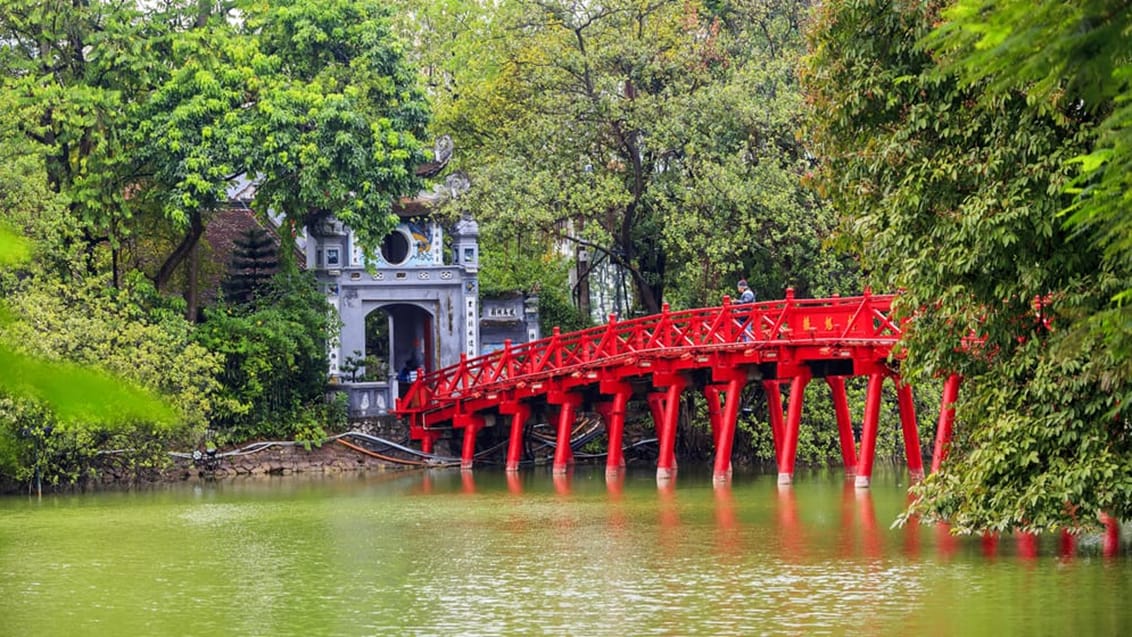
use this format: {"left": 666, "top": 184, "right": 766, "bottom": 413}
{"left": 736, "top": 279, "right": 755, "bottom": 303}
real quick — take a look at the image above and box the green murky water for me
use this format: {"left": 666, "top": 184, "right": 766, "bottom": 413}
{"left": 0, "top": 467, "right": 1128, "bottom": 636}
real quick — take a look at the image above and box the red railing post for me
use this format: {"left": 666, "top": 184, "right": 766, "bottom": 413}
{"left": 720, "top": 295, "right": 735, "bottom": 342}
{"left": 501, "top": 339, "right": 513, "bottom": 380}
{"left": 551, "top": 327, "right": 563, "bottom": 369}
{"left": 603, "top": 313, "right": 619, "bottom": 358}
{"left": 454, "top": 353, "right": 468, "bottom": 394}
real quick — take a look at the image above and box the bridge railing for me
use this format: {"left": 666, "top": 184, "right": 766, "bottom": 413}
{"left": 397, "top": 291, "right": 899, "bottom": 413}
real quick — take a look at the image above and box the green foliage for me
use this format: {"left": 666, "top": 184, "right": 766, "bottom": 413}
{"left": 803, "top": 0, "right": 1132, "bottom": 532}
{"left": 0, "top": 398, "right": 175, "bottom": 487}
{"left": 396, "top": 0, "right": 856, "bottom": 316}
{"left": 1, "top": 274, "right": 218, "bottom": 429}
{"left": 0, "top": 126, "right": 82, "bottom": 277}
{"left": 197, "top": 264, "right": 333, "bottom": 443}
{"left": 341, "top": 350, "right": 387, "bottom": 382}
{"left": 538, "top": 290, "right": 592, "bottom": 336}
{"left": 0, "top": 249, "right": 207, "bottom": 484}
{"left": 238, "top": 0, "right": 431, "bottom": 253}
{"left": 0, "top": 0, "right": 431, "bottom": 485}
{"left": 926, "top": 0, "right": 1132, "bottom": 286}
{"left": 475, "top": 233, "right": 591, "bottom": 333}
{"left": 0, "top": 348, "right": 176, "bottom": 428}
{"left": 0, "top": 0, "right": 429, "bottom": 286}
{"left": 0, "top": 226, "right": 29, "bottom": 267}
{"left": 0, "top": 0, "right": 154, "bottom": 262}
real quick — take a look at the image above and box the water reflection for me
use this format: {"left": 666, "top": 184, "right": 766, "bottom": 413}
{"left": 709, "top": 483, "right": 742, "bottom": 562}
{"left": 657, "top": 478, "right": 681, "bottom": 550}
{"left": 982, "top": 532, "right": 1000, "bottom": 559}
{"left": 604, "top": 471, "right": 625, "bottom": 509}
{"left": 936, "top": 522, "right": 959, "bottom": 560}
{"left": 776, "top": 484, "right": 804, "bottom": 562}
{"left": 0, "top": 468, "right": 1128, "bottom": 637}
{"left": 553, "top": 469, "right": 572, "bottom": 496}
{"left": 1059, "top": 530, "right": 1076, "bottom": 559}
{"left": 857, "top": 486, "right": 884, "bottom": 560}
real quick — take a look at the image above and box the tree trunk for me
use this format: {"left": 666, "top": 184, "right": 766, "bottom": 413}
{"left": 186, "top": 239, "right": 200, "bottom": 321}
{"left": 575, "top": 245, "right": 591, "bottom": 319}
{"left": 154, "top": 210, "right": 204, "bottom": 292}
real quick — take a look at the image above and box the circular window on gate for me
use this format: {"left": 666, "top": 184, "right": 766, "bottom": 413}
{"left": 380, "top": 229, "right": 411, "bottom": 265}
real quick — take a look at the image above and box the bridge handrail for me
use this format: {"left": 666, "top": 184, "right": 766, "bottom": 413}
{"left": 396, "top": 292, "right": 899, "bottom": 413}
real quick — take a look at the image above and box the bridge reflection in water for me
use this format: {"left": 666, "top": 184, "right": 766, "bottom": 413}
{"left": 445, "top": 468, "right": 1122, "bottom": 562}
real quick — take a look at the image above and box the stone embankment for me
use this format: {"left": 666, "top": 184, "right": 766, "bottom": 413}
{"left": 167, "top": 418, "right": 417, "bottom": 480}
{"left": 167, "top": 439, "right": 408, "bottom": 480}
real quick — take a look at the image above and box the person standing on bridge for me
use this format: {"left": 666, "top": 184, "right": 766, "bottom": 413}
{"left": 735, "top": 279, "right": 755, "bottom": 341}
{"left": 736, "top": 279, "right": 755, "bottom": 303}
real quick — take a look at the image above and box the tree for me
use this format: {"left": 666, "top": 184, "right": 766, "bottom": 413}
{"left": 221, "top": 227, "right": 278, "bottom": 305}
{"left": 927, "top": 1, "right": 1132, "bottom": 299}
{"left": 197, "top": 264, "right": 334, "bottom": 443}
{"left": 0, "top": 223, "right": 186, "bottom": 486}
{"left": 134, "top": 0, "right": 431, "bottom": 288}
{"left": 395, "top": 0, "right": 853, "bottom": 317}
{"left": 802, "top": 0, "right": 1131, "bottom": 532}
{"left": 924, "top": 0, "right": 1132, "bottom": 443}
{"left": 0, "top": 0, "right": 430, "bottom": 294}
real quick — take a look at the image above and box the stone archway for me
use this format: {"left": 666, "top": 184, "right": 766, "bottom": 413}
{"left": 366, "top": 303, "right": 435, "bottom": 385}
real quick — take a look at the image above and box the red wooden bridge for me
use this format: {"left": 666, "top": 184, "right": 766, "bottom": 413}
{"left": 395, "top": 290, "right": 962, "bottom": 487}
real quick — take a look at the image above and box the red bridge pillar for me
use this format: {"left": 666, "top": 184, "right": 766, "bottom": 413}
{"left": 826, "top": 376, "right": 857, "bottom": 477}
{"left": 548, "top": 390, "right": 583, "bottom": 475}
{"left": 653, "top": 374, "right": 687, "bottom": 482}
{"left": 599, "top": 381, "right": 633, "bottom": 477}
{"left": 778, "top": 371, "right": 812, "bottom": 485}
{"left": 764, "top": 381, "right": 785, "bottom": 466}
{"left": 454, "top": 413, "right": 485, "bottom": 471}
{"left": 931, "top": 374, "right": 962, "bottom": 473}
{"left": 710, "top": 373, "right": 746, "bottom": 484}
{"left": 418, "top": 429, "right": 442, "bottom": 456}
{"left": 854, "top": 373, "right": 886, "bottom": 488}
{"left": 896, "top": 379, "right": 924, "bottom": 482}
{"left": 500, "top": 400, "right": 531, "bottom": 473}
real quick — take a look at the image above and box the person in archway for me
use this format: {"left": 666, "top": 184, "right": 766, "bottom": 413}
{"left": 399, "top": 355, "right": 420, "bottom": 382}
{"left": 397, "top": 357, "right": 419, "bottom": 398}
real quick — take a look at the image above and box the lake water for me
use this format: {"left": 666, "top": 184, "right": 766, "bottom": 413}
{"left": 0, "top": 466, "right": 1128, "bottom": 636}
